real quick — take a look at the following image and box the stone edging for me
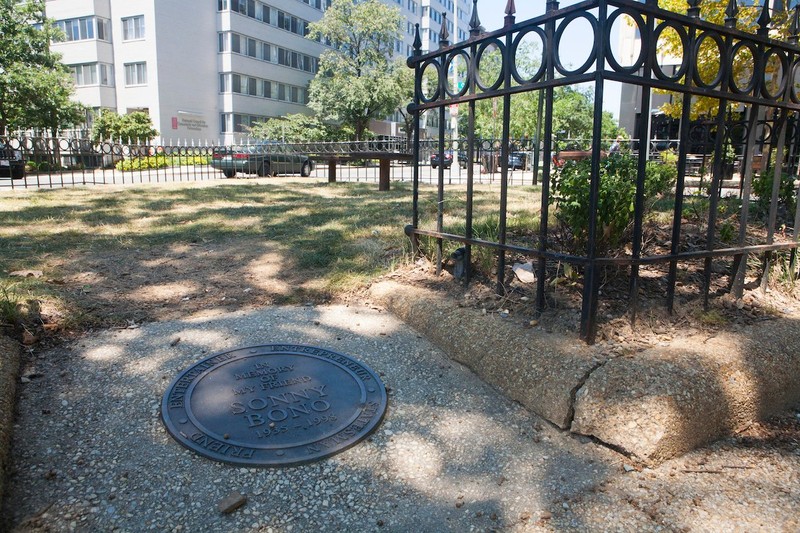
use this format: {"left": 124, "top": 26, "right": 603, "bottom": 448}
{"left": 0, "top": 335, "right": 21, "bottom": 505}
{"left": 370, "top": 280, "right": 800, "bottom": 465}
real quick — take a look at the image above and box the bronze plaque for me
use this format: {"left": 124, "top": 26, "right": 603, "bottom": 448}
{"left": 161, "top": 345, "right": 388, "bottom": 466}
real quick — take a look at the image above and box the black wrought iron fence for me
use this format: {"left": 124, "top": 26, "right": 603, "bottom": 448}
{"left": 406, "top": 0, "right": 800, "bottom": 343}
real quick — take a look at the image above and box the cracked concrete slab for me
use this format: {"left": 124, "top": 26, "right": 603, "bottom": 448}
{"left": 370, "top": 279, "right": 800, "bottom": 465}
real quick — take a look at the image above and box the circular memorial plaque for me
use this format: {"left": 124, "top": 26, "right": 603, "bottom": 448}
{"left": 161, "top": 345, "right": 388, "bottom": 466}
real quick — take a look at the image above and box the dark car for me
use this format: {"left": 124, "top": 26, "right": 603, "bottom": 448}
{"left": 0, "top": 141, "right": 26, "bottom": 180}
{"left": 211, "top": 141, "right": 313, "bottom": 178}
{"left": 508, "top": 151, "right": 528, "bottom": 170}
{"left": 430, "top": 150, "right": 454, "bottom": 169}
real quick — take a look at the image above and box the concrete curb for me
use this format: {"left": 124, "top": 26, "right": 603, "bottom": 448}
{"left": 0, "top": 335, "right": 21, "bottom": 505}
{"left": 370, "top": 279, "right": 800, "bottom": 465}
{"left": 369, "top": 281, "right": 603, "bottom": 428}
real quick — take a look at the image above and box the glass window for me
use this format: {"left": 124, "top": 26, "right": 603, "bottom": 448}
{"left": 231, "top": 33, "right": 241, "bottom": 53}
{"left": 232, "top": 74, "right": 241, "bottom": 93}
{"left": 98, "top": 64, "right": 113, "bottom": 86}
{"left": 97, "top": 18, "right": 110, "bottom": 41}
{"left": 57, "top": 16, "right": 101, "bottom": 42}
{"left": 247, "top": 38, "right": 256, "bottom": 57}
{"left": 124, "top": 62, "right": 147, "bottom": 86}
{"left": 122, "top": 16, "right": 145, "bottom": 41}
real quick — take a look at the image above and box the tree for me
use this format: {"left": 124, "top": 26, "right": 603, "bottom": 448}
{"left": 23, "top": 68, "right": 87, "bottom": 138}
{"left": 656, "top": 0, "right": 794, "bottom": 119}
{"left": 248, "top": 113, "right": 352, "bottom": 142}
{"left": 394, "top": 62, "right": 419, "bottom": 146}
{"left": 0, "top": 0, "right": 85, "bottom": 135}
{"left": 307, "top": 0, "right": 405, "bottom": 140}
{"left": 90, "top": 110, "right": 158, "bottom": 143}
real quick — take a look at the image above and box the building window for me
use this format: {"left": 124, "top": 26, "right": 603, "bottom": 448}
{"left": 122, "top": 16, "right": 145, "bottom": 41}
{"left": 124, "top": 62, "right": 147, "bottom": 86}
{"left": 56, "top": 16, "right": 110, "bottom": 42}
{"left": 70, "top": 63, "right": 114, "bottom": 87}
{"left": 71, "top": 64, "right": 96, "bottom": 86}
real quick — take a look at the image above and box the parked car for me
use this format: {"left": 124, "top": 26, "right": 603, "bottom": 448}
{"left": 508, "top": 151, "right": 528, "bottom": 170}
{"left": 211, "top": 141, "right": 313, "bottom": 178}
{"left": 0, "top": 141, "right": 26, "bottom": 180}
{"left": 430, "top": 150, "right": 454, "bottom": 169}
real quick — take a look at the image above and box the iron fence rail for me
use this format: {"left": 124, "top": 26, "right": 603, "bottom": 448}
{"left": 406, "top": 0, "right": 800, "bottom": 343}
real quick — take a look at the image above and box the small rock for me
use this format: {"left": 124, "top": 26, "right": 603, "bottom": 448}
{"left": 217, "top": 492, "right": 247, "bottom": 514}
{"left": 20, "top": 376, "right": 31, "bottom": 384}
{"left": 520, "top": 511, "right": 531, "bottom": 521}
{"left": 512, "top": 262, "right": 536, "bottom": 283}
{"left": 623, "top": 463, "right": 636, "bottom": 473}
{"left": 496, "top": 475, "right": 507, "bottom": 486}
{"left": 170, "top": 337, "right": 181, "bottom": 347}
{"left": 22, "top": 331, "right": 38, "bottom": 345}
{"left": 10, "top": 269, "right": 43, "bottom": 278}
{"left": 540, "top": 511, "right": 553, "bottom": 520}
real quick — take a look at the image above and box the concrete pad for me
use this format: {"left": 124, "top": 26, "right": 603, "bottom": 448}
{"left": 4, "top": 304, "right": 623, "bottom": 531}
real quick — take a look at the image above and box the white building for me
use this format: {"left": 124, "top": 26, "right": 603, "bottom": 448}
{"left": 44, "top": 0, "right": 472, "bottom": 144}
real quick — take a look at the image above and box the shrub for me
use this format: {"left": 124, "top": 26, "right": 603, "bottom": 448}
{"left": 751, "top": 167, "right": 797, "bottom": 225}
{"left": 116, "top": 155, "right": 169, "bottom": 171}
{"left": 550, "top": 154, "right": 676, "bottom": 253}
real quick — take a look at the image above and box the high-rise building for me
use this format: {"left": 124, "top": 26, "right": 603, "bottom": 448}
{"left": 44, "top": 0, "right": 472, "bottom": 143}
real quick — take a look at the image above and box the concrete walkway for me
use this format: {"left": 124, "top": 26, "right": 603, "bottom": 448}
{"left": 2, "top": 304, "right": 799, "bottom": 532}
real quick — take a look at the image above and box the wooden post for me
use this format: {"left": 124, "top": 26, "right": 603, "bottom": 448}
{"left": 379, "top": 158, "right": 390, "bottom": 191}
{"left": 327, "top": 159, "right": 336, "bottom": 183}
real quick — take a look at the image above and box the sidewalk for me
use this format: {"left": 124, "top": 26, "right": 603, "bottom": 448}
{"left": 3, "top": 304, "right": 799, "bottom": 532}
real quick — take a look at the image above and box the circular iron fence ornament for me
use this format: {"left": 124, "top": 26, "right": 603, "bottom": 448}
{"left": 161, "top": 345, "right": 388, "bottom": 467}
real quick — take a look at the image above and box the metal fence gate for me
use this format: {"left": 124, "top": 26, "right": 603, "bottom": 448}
{"left": 406, "top": 0, "right": 800, "bottom": 343}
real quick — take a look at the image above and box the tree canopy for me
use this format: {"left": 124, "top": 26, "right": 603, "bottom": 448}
{"left": 306, "top": 0, "right": 405, "bottom": 140}
{"left": 656, "top": 0, "right": 794, "bottom": 119}
{"left": 0, "top": 0, "right": 85, "bottom": 135}
{"left": 90, "top": 110, "right": 158, "bottom": 143}
{"left": 248, "top": 113, "right": 353, "bottom": 142}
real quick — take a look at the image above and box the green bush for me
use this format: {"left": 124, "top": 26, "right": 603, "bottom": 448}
{"left": 550, "top": 154, "right": 676, "bottom": 253}
{"left": 751, "top": 167, "right": 797, "bottom": 225}
{"left": 116, "top": 155, "right": 169, "bottom": 171}
{"left": 115, "top": 154, "right": 209, "bottom": 171}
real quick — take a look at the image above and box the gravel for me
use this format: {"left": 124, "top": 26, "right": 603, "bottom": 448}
{"left": 4, "top": 304, "right": 799, "bottom": 532}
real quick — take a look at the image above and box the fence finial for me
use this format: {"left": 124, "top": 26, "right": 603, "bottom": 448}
{"left": 469, "top": 0, "right": 484, "bottom": 38}
{"left": 758, "top": 0, "right": 771, "bottom": 35}
{"left": 790, "top": 4, "right": 800, "bottom": 44}
{"left": 687, "top": 0, "right": 701, "bottom": 18}
{"left": 439, "top": 12, "right": 450, "bottom": 48}
{"left": 504, "top": 0, "right": 516, "bottom": 27}
{"left": 546, "top": 0, "right": 559, "bottom": 12}
{"left": 413, "top": 23, "right": 422, "bottom": 55}
{"left": 724, "top": 0, "right": 738, "bottom": 27}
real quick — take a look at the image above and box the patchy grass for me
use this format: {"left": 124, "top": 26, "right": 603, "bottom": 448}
{"left": 0, "top": 178, "right": 540, "bottom": 339}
